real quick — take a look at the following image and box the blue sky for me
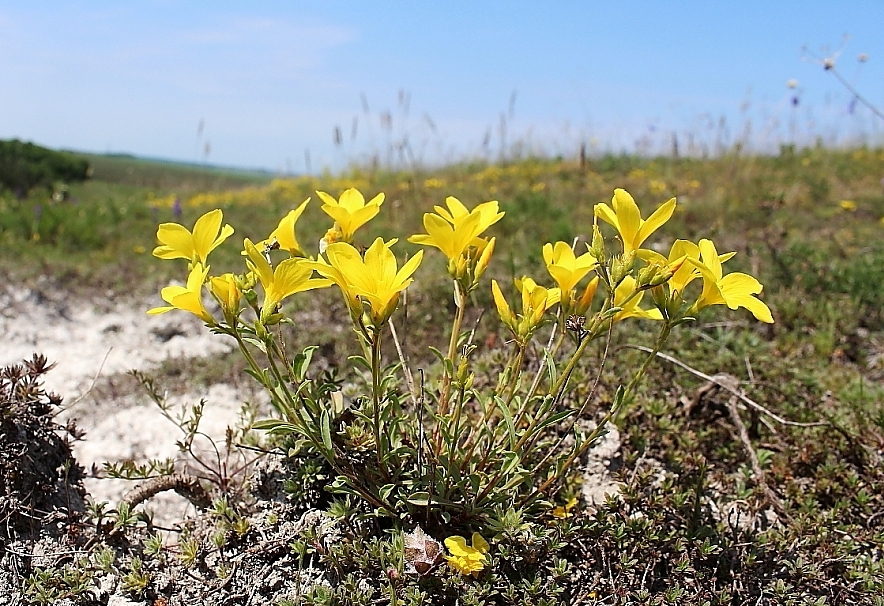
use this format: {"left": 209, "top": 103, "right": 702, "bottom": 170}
{"left": 0, "top": 1, "right": 882, "bottom": 171}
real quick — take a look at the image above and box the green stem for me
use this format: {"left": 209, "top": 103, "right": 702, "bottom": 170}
{"left": 433, "top": 282, "right": 467, "bottom": 456}
{"left": 370, "top": 329, "right": 388, "bottom": 476}
{"left": 457, "top": 342, "right": 520, "bottom": 472}
{"left": 617, "top": 322, "right": 671, "bottom": 419}
{"left": 439, "top": 282, "right": 467, "bottom": 416}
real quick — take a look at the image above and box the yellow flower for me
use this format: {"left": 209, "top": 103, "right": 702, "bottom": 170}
{"left": 148, "top": 263, "right": 214, "bottom": 324}
{"left": 838, "top": 199, "right": 857, "bottom": 212}
{"left": 257, "top": 198, "right": 311, "bottom": 257}
{"left": 543, "top": 242, "right": 597, "bottom": 294}
{"left": 552, "top": 496, "right": 579, "bottom": 519}
{"left": 409, "top": 197, "right": 504, "bottom": 282}
{"left": 691, "top": 239, "right": 773, "bottom": 323}
{"left": 637, "top": 241, "right": 689, "bottom": 295}
{"left": 244, "top": 239, "right": 332, "bottom": 322}
{"left": 445, "top": 533, "right": 489, "bottom": 577}
{"left": 152, "top": 209, "right": 234, "bottom": 265}
{"left": 308, "top": 238, "right": 423, "bottom": 326}
{"left": 208, "top": 273, "right": 242, "bottom": 317}
{"left": 491, "top": 277, "right": 561, "bottom": 341}
{"left": 542, "top": 241, "right": 597, "bottom": 312}
{"left": 594, "top": 189, "right": 676, "bottom": 255}
{"left": 316, "top": 188, "right": 384, "bottom": 243}
{"left": 613, "top": 276, "right": 663, "bottom": 322}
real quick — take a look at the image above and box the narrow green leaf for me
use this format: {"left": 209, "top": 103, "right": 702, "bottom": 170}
{"left": 242, "top": 337, "right": 268, "bottom": 354}
{"left": 320, "top": 410, "right": 333, "bottom": 453}
{"left": 542, "top": 347, "right": 558, "bottom": 387}
{"left": 496, "top": 396, "right": 517, "bottom": 449}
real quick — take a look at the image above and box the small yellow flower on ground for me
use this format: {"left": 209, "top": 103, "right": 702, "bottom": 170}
{"left": 148, "top": 263, "right": 214, "bottom": 324}
{"left": 445, "top": 533, "right": 489, "bottom": 577}
{"left": 152, "top": 209, "right": 234, "bottom": 265}
{"left": 552, "top": 496, "right": 579, "bottom": 519}
{"left": 594, "top": 189, "right": 676, "bottom": 255}
{"left": 316, "top": 188, "right": 384, "bottom": 243}
{"left": 838, "top": 199, "right": 857, "bottom": 212}
{"left": 691, "top": 239, "right": 773, "bottom": 323}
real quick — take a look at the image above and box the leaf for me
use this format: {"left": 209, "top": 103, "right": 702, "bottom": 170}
{"left": 496, "top": 396, "right": 517, "bottom": 449}
{"left": 534, "top": 409, "right": 575, "bottom": 433}
{"left": 379, "top": 483, "right": 397, "bottom": 501}
{"left": 291, "top": 345, "right": 319, "bottom": 382}
{"left": 320, "top": 410, "right": 333, "bottom": 453}
{"left": 252, "top": 419, "right": 299, "bottom": 434}
{"left": 542, "top": 347, "right": 558, "bottom": 387}
{"left": 428, "top": 346, "right": 446, "bottom": 363}
{"left": 242, "top": 337, "right": 268, "bottom": 354}
{"left": 600, "top": 306, "right": 623, "bottom": 321}
{"left": 348, "top": 355, "right": 372, "bottom": 372}
{"left": 407, "top": 491, "right": 431, "bottom": 506}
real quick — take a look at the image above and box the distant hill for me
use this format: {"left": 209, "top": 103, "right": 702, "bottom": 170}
{"left": 69, "top": 150, "right": 277, "bottom": 191}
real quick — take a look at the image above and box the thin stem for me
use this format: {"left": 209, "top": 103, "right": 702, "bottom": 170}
{"left": 622, "top": 322, "right": 671, "bottom": 403}
{"left": 388, "top": 317, "right": 419, "bottom": 408}
{"left": 370, "top": 330, "right": 387, "bottom": 475}
{"left": 529, "top": 317, "right": 615, "bottom": 475}
{"left": 439, "top": 282, "right": 467, "bottom": 416}
{"left": 457, "top": 341, "right": 520, "bottom": 469}
{"left": 829, "top": 67, "right": 884, "bottom": 121}
{"left": 526, "top": 323, "right": 559, "bottom": 401}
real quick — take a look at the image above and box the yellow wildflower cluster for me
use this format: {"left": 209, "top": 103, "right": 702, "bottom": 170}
{"left": 148, "top": 184, "right": 772, "bottom": 343}
{"left": 146, "top": 181, "right": 774, "bottom": 581}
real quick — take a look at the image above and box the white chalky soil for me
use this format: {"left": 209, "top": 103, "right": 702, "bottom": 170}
{"left": 0, "top": 285, "right": 263, "bottom": 525}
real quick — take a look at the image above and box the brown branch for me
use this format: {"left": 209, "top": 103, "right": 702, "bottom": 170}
{"left": 726, "top": 395, "right": 790, "bottom": 521}
{"left": 625, "top": 345, "right": 827, "bottom": 428}
{"left": 122, "top": 474, "right": 213, "bottom": 510}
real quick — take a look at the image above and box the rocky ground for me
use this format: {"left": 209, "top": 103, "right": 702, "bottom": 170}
{"left": 0, "top": 282, "right": 265, "bottom": 527}
{"left": 0, "top": 284, "right": 625, "bottom": 604}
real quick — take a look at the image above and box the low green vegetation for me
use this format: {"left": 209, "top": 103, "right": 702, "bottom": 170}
{"left": 0, "top": 139, "right": 89, "bottom": 197}
{"left": 3, "top": 145, "right": 884, "bottom": 604}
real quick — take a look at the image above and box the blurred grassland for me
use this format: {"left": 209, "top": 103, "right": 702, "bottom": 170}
{"left": 3, "top": 146, "right": 884, "bottom": 299}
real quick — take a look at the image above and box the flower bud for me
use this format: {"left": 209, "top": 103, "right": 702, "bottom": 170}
{"left": 650, "top": 284, "right": 669, "bottom": 312}
{"left": 636, "top": 264, "right": 660, "bottom": 289}
{"left": 589, "top": 224, "right": 606, "bottom": 260}
{"left": 473, "top": 237, "right": 495, "bottom": 283}
{"left": 610, "top": 251, "right": 635, "bottom": 286}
